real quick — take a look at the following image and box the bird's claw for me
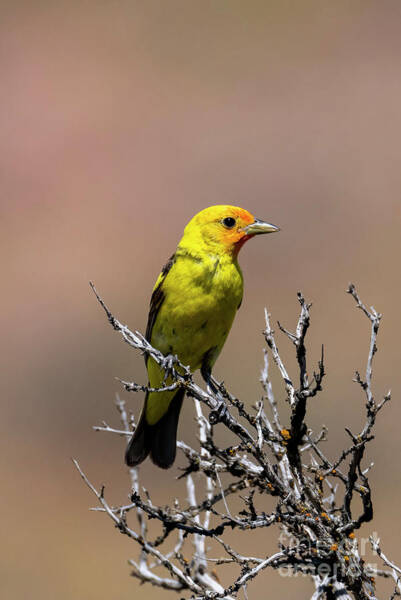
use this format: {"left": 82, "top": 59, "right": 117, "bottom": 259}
{"left": 205, "top": 376, "right": 225, "bottom": 397}
{"left": 161, "top": 353, "right": 179, "bottom": 383}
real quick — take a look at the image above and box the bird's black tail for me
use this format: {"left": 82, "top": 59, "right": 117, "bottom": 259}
{"left": 125, "top": 388, "right": 185, "bottom": 469}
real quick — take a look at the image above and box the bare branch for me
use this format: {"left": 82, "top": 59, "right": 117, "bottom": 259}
{"left": 78, "top": 283, "right": 398, "bottom": 599}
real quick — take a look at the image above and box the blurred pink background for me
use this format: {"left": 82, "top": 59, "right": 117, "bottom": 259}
{"left": 2, "top": 2, "right": 401, "bottom": 598}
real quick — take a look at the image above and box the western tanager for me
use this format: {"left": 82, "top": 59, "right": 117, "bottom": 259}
{"left": 125, "top": 206, "right": 279, "bottom": 468}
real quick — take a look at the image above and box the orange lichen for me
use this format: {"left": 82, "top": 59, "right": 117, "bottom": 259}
{"left": 280, "top": 429, "right": 291, "bottom": 440}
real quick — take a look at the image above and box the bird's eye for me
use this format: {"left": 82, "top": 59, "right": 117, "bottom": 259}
{"left": 222, "top": 217, "right": 236, "bottom": 229}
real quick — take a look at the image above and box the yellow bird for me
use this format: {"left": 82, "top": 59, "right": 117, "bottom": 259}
{"left": 125, "top": 206, "right": 279, "bottom": 468}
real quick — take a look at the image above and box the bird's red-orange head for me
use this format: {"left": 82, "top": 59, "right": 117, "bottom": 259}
{"left": 180, "top": 205, "right": 279, "bottom": 257}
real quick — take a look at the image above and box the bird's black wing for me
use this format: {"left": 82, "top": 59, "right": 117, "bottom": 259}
{"left": 125, "top": 253, "right": 177, "bottom": 469}
{"left": 145, "top": 254, "right": 176, "bottom": 349}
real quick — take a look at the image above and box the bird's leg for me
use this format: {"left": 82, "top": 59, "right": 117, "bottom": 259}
{"left": 160, "top": 353, "right": 180, "bottom": 383}
{"left": 208, "top": 373, "right": 226, "bottom": 394}
{"left": 201, "top": 366, "right": 228, "bottom": 424}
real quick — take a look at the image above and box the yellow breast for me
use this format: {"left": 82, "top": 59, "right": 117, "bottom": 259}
{"left": 150, "top": 252, "right": 243, "bottom": 371}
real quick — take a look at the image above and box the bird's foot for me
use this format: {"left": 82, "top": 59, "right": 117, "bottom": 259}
{"left": 210, "top": 375, "right": 226, "bottom": 395}
{"left": 209, "top": 397, "right": 228, "bottom": 425}
{"left": 205, "top": 375, "right": 225, "bottom": 397}
{"left": 160, "top": 353, "right": 179, "bottom": 383}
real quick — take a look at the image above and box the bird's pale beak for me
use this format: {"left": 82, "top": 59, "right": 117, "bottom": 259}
{"left": 243, "top": 218, "right": 280, "bottom": 235}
